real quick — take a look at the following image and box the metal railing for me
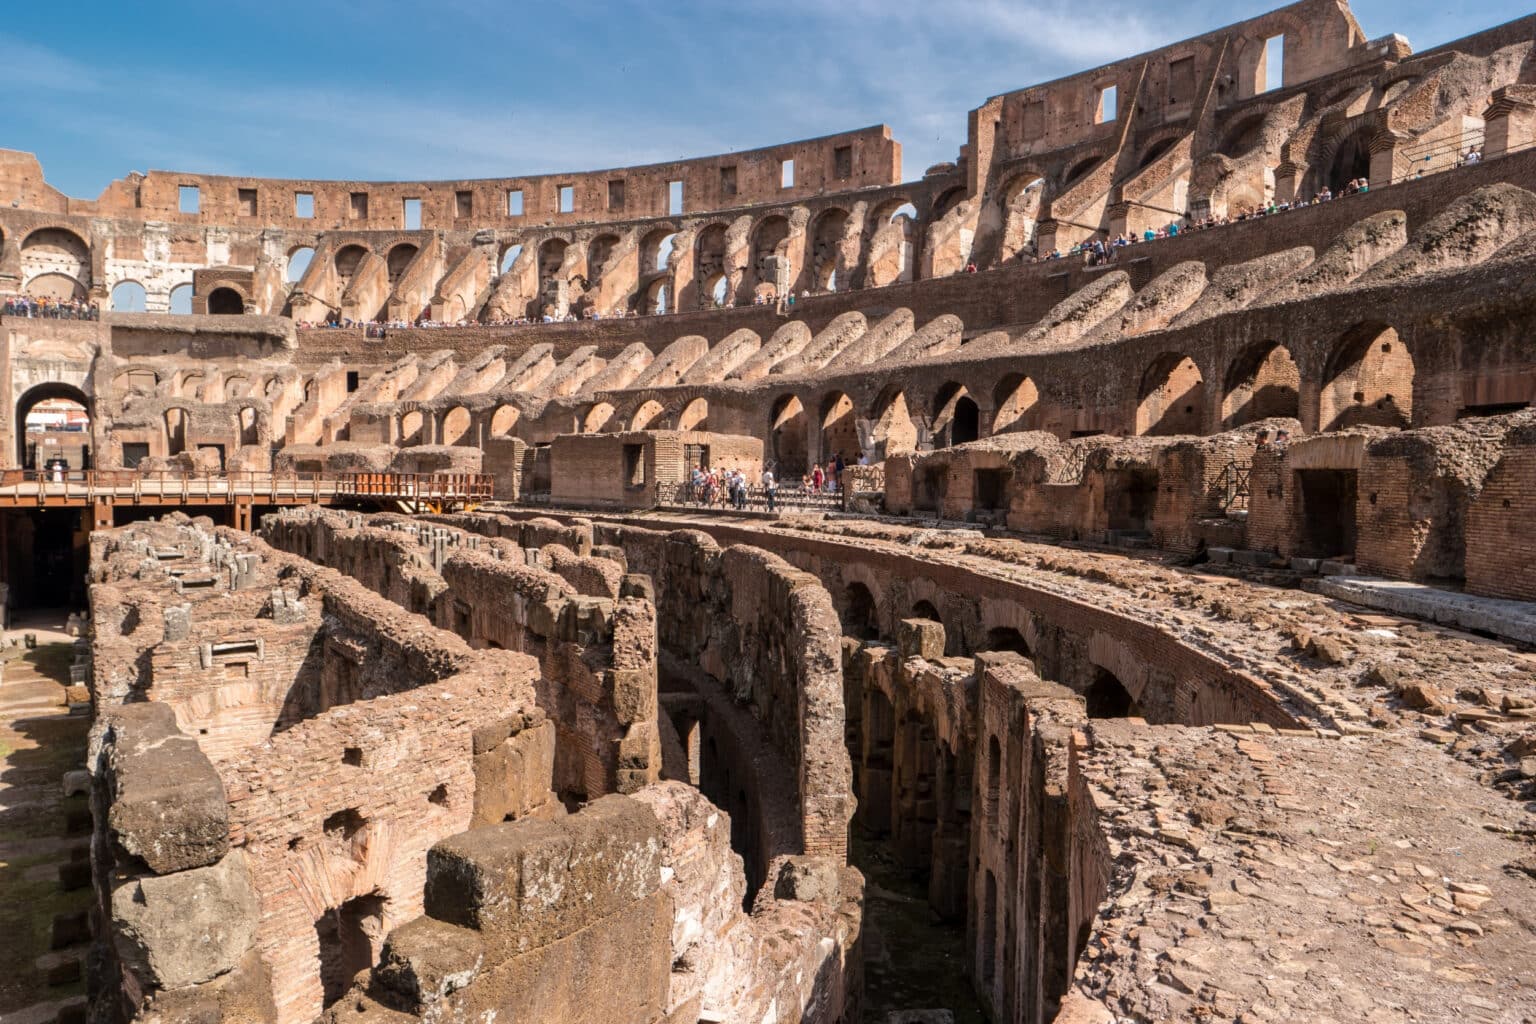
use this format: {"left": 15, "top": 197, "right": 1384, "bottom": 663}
{"left": 662, "top": 482, "right": 842, "bottom": 513}
{"left": 0, "top": 470, "right": 494, "bottom": 507}
{"left": 1216, "top": 461, "right": 1251, "bottom": 513}
{"left": 1049, "top": 447, "right": 1088, "bottom": 485}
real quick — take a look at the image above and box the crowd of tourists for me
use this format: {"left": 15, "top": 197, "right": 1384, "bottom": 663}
{"left": 682, "top": 454, "right": 855, "bottom": 513}
{"left": 3, "top": 296, "right": 100, "bottom": 320}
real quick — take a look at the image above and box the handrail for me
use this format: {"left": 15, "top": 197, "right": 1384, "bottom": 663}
{"left": 0, "top": 469, "right": 495, "bottom": 505}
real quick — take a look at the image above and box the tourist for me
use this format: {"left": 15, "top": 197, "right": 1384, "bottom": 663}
{"left": 811, "top": 463, "right": 824, "bottom": 493}
{"left": 761, "top": 466, "right": 777, "bottom": 512}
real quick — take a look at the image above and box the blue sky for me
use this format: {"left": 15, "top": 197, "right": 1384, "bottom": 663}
{"left": 5, "top": 1, "right": 1525, "bottom": 198}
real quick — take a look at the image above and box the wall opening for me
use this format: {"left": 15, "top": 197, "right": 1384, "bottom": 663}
{"left": 402, "top": 198, "right": 422, "bottom": 229}
{"left": 168, "top": 283, "right": 193, "bottom": 315}
{"left": 1086, "top": 668, "right": 1138, "bottom": 718}
{"left": 295, "top": 192, "right": 315, "bottom": 219}
{"left": 1295, "top": 469, "right": 1358, "bottom": 560}
{"left": 1263, "top": 35, "right": 1285, "bottom": 92}
{"left": 314, "top": 892, "right": 388, "bottom": 1008}
{"left": 207, "top": 288, "right": 243, "bottom": 315}
{"left": 1096, "top": 85, "right": 1118, "bottom": 123}
{"left": 781, "top": 159, "right": 795, "bottom": 188}
{"left": 178, "top": 185, "right": 200, "bottom": 214}
{"left": 110, "top": 281, "right": 147, "bottom": 312}
{"left": 842, "top": 582, "right": 880, "bottom": 640}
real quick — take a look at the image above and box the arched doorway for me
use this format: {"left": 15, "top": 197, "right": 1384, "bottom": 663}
{"left": 16, "top": 383, "right": 90, "bottom": 472}
{"left": 1320, "top": 323, "right": 1413, "bottom": 431}
{"left": 933, "top": 383, "right": 979, "bottom": 447}
{"left": 207, "top": 287, "right": 244, "bottom": 315}
{"left": 1136, "top": 354, "right": 1206, "bottom": 436}
{"left": 110, "top": 281, "right": 148, "bottom": 312}
{"left": 1326, "top": 128, "right": 1373, "bottom": 192}
{"left": 770, "top": 395, "right": 808, "bottom": 476}
{"left": 1222, "top": 342, "right": 1300, "bottom": 427}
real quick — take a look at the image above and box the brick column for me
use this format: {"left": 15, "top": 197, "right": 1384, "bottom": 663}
{"left": 1483, "top": 85, "right": 1536, "bottom": 160}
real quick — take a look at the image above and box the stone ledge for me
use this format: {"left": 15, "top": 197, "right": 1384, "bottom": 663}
{"left": 1314, "top": 575, "right": 1536, "bottom": 645}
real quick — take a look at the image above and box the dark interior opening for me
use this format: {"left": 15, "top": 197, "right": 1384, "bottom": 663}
{"left": 973, "top": 468, "right": 1009, "bottom": 511}
{"left": 1085, "top": 669, "right": 1138, "bottom": 719}
{"left": 1295, "top": 469, "right": 1358, "bottom": 559}
{"left": 314, "top": 892, "right": 387, "bottom": 1007}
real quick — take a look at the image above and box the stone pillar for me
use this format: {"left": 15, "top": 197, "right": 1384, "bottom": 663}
{"left": 1483, "top": 85, "right": 1536, "bottom": 160}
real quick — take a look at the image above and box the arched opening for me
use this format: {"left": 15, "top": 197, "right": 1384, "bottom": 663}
{"left": 932, "top": 187, "right": 966, "bottom": 221}
{"left": 17, "top": 383, "right": 91, "bottom": 472}
{"left": 1001, "top": 175, "right": 1046, "bottom": 260}
{"left": 24, "top": 274, "right": 86, "bottom": 301}
{"left": 1063, "top": 157, "right": 1100, "bottom": 188}
{"left": 1138, "top": 137, "right": 1178, "bottom": 169}
{"left": 639, "top": 228, "right": 677, "bottom": 276}
{"left": 1222, "top": 341, "right": 1300, "bottom": 427}
{"left": 869, "top": 200, "right": 919, "bottom": 286}
{"left": 750, "top": 216, "right": 791, "bottom": 297}
{"left": 164, "top": 408, "right": 188, "bottom": 456}
{"left": 441, "top": 407, "right": 472, "bottom": 446}
{"left": 982, "top": 627, "right": 1030, "bottom": 655}
{"left": 587, "top": 234, "right": 620, "bottom": 287}
{"left": 1320, "top": 323, "right": 1413, "bottom": 431}
{"left": 820, "top": 391, "right": 858, "bottom": 463}
{"left": 20, "top": 228, "right": 90, "bottom": 293}
{"left": 841, "top": 581, "right": 880, "bottom": 640}
{"left": 1220, "top": 112, "right": 1267, "bottom": 158}
{"left": 1085, "top": 668, "right": 1138, "bottom": 718}
{"left": 110, "top": 280, "right": 148, "bottom": 312}
{"left": 385, "top": 244, "right": 418, "bottom": 283}
{"left": 911, "top": 599, "right": 941, "bottom": 623}
{"left": 770, "top": 395, "right": 808, "bottom": 476}
{"left": 225, "top": 375, "right": 251, "bottom": 399}
{"left": 168, "top": 283, "right": 194, "bottom": 315}
{"left": 677, "top": 398, "right": 709, "bottom": 432}
{"left": 872, "top": 386, "right": 918, "bottom": 458}
{"left": 631, "top": 400, "right": 665, "bottom": 431}
{"left": 238, "top": 406, "right": 259, "bottom": 446}
{"left": 584, "top": 402, "right": 615, "bottom": 433}
{"left": 537, "top": 238, "right": 569, "bottom": 286}
{"left": 645, "top": 280, "right": 671, "bottom": 315}
{"left": 811, "top": 208, "right": 850, "bottom": 291}
{"left": 315, "top": 891, "right": 389, "bottom": 1009}
{"left": 399, "top": 410, "right": 425, "bottom": 445}
{"left": 333, "top": 245, "right": 368, "bottom": 280}
{"left": 1136, "top": 354, "right": 1206, "bottom": 436}
{"left": 499, "top": 243, "right": 524, "bottom": 276}
{"left": 207, "top": 287, "right": 244, "bottom": 315}
{"left": 694, "top": 224, "right": 729, "bottom": 304}
{"left": 286, "top": 246, "right": 315, "bottom": 283}
{"left": 992, "top": 375, "right": 1040, "bottom": 434}
{"left": 1326, "top": 128, "right": 1374, "bottom": 192}
{"left": 932, "top": 383, "right": 979, "bottom": 447}
{"left": 489, "top": 405, "right": 520, "bottom": 437}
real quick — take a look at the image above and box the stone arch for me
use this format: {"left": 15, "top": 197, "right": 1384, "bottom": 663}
{"left": 499, "top": 242, "right": 525, "bottom": 275}
{"left": 237, "top": 405, "right": 260, "bottom": 446}
{"left": 164, "top": 407, "right": 189, "bottom": 457}
{"left": 1085, "top": 668, "right": 1139, "bottom": 718}
{"left": 207, "top": 286, "right": 245, "bottom": 315}
{"left": 584, "top": 402, "right": 615, "bottom": 433}
{"left": 1222, "top": 341, "right": 1300, "bottom": 427}
{"left": 1318, "top": 123, "right": 1377, "bottom": 193}
{"left": 1320, "top": 322, "right": 1413, "bottom": 431}
{"left": 677, "top": 397, "right": 709, "bottom": 432}
{"left": 867, "top": 198, "right": 919, "bottom": 287}
{"left": 1000, "top": 173, "right": 1047, "bottom": 260}
{"left": 750, "top": 215, "right": 792, "bottom": 297}
{"left": 643, "top": 278, "right": 670, "bottom": 315}
{"left": 110, "top": 280, "right": 148, "bottom": 312}
{"left": 992, "top": 374, "right": 1041, "bottom": 434}
{"left": 1136, "top": 353, "right": 1206, "bottom": 436}
{"left": 16, "top": 381, "right": 91, "bottom": 470}
{"left": 1137, "top": 134, "right": 1180, "bottom": 169}
{"left": 841, "top": 581, "right": 880, "bottom": 640}
{"left": 1220, "top": 110, "right": 1270, "bottom": 158}
{"left": 631, "top": 400, "right": 665, "bottom": 431}
{"left": 441, "top": 406, "right": 472, "bottom": 446}
{"left": 694, "top": 223, "right": 730, "bottom": 302}
{"left": 489, "top": 405, "right": 520, "bottom": 437}
{"left": 811, "top": 207, "right": 850, "bottom": 291}
{"left": 770, "top": 394, "right": 808, "bottom": 475}
{"left": 820, "top": 391, "right": 858, "bottom": 462}
{"left": 537, "top": 238, "right": 569, "bottom": 281}
{"left": 931, "top": 186, "right": 967, "bottom": 220}
{"left": 20, "top": 226, "right": 90, "bottom": 291}
{"left": 587, "top": 234, "right": 620, "bottom": 286}
{"left": 25, "top": 273, "right": 87, "bottom": 301}
{"left": 334, "top": 244, "right": 369, "bottom": 278}
{"left": 1063, "top": 157, "right": 1101, "bottom": 188}
{"left": 399, "top": 410, "right": 425, "bottom": 445}
{"left": 287, "top": 246, "right": 316, "bottom": 283}
{"left": 871, "top": 384, "right": 918, "bottom": 458}
{"left": 385, "top": 244, "right": 419, "bottom": 283}
{"left": 640, "top": 227, "right": 678, "bottom": 275}
{"left": 932, "top": 383, "right": 979, "bottom": 448}
{"left": 168, "top": 283, "right": 194, "bottom": 315}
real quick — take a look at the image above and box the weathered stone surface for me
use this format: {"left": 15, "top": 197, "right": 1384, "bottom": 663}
{"left": 110, "top": 850, "right": 259, "bottom": 990}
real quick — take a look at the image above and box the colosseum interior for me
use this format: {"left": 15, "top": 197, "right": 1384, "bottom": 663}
{"left": 2, "top": 1, "right": 1536, "bottom": 1022}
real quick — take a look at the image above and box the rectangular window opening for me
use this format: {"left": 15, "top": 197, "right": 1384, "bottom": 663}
{"left": 295, "top": 192, "right": 315, "bottom": 219}
{"left": 507, "top": 189, "right": 524, "bottom": 216}
{"left": 608, "top": 179, "right": 626, "bottom": 210}
{"left": 349, "top": 192, "right": 368, "bottom": 220}
{"left": 1096, "top": 85, "right": 1118, "bottom": 124}
{"left": 558, "top": 185, "right": 574, "bottom": 214}
{"left": 1264, "top": 35, "right": 1285, "bottom": 92}
{"left": 623, "top": 444, "right": 646, "bottom": 488}
{"left": 345, "top": 371, "right": 359, "bottom": 392}
{"left": 781, "top": 159, "right": 795, "bottom": 189}
{"left": 237, "top": 188, "right": 257, "bottom": 217}
{"left": 834, "top": 145, "right": 853, "bottom": 180}
{"left": 178, "top": 185, "right": 200, "bottom": 214}
{"left": 455, "top": 190, "right": 473, "bottom": 218}
{"left": 719, "top": 165, "right": 738, "bottom": 197}
{"left": 668, "top": 180, "right": 684, "bottom": 216}
{"left": 403, "top": 197, "right": 422, "bottom": 229}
